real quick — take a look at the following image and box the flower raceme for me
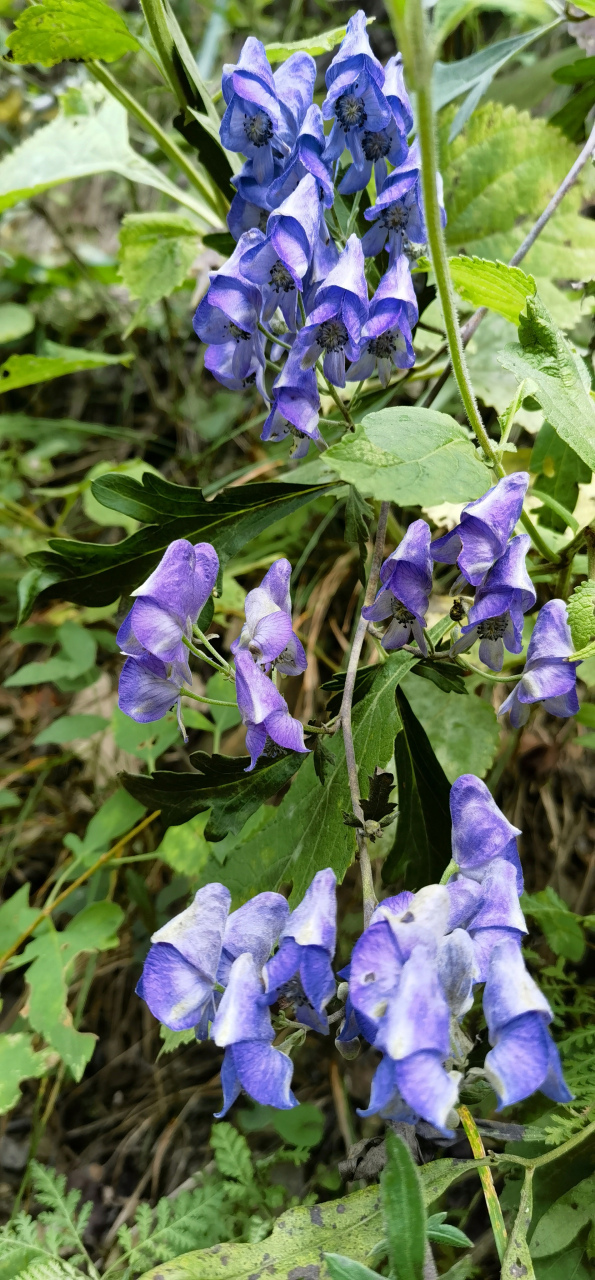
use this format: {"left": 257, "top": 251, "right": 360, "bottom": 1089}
{"left": 136, "top": 781, "right": 570, "bottom": 1125}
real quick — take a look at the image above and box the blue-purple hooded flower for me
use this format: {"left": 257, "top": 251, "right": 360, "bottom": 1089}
{"left": 240, "top": 174, "right": 322, "bottom": 328}
{"left": 499, "top": 599, "right": 580, "bottom": 728}
{"left": 362, "top": 518, "right": 432, "bottom": 654}
{"left": 267, "top": 104, "right": 334, "bottom": 211}
{"left": 220, "top": 38, "right": 281, "bottom": 185}
{"left": 234, "top": 647, "right": 308, "bottom": 769}
{"left": 231, "top": 558, "right": 306, "bottom": 676}
{"left": 261, "top": 352, "right": 321, "bottom": 456}
{"left": 297, "top": 234, "right": 368, "bottom": 387}
{"left": 193, "top": 231, "right": 266, "bottom": 381}
{"left": 483, "top": 936, "right": 572, "bottom": 1108}
{"left": 347, "top": 254, "right": 417, "bottom": 385}
{"left": 361, "top": 150, "right": 425, "bottom": 262}
{"left": 118, "top": 653, "right": 190, "bottom": 736}
{"left": 212, "top": 952, "right": 298, "bottom": 1114}
{"left": 322, "top": 10, "right": 390, "bottom": 178}
{"left": 450, "top": 773, "right": 524, "bottom": 892}
{"left": 136, "top": 883, "right": 288, "bottom": 1035}
{"left": 465, "top": 858, "right": 527, "bottom": 982}
{"left": 451, "top": 534, "right": 536, "bottom": 671}
{"left": 117, "top": 540, "right": 219, "bottom": 666}
{"left": 430, "top": 473, "right": 529, "bottom": 587}
{"left": 264, "top": 868, "right": 337, "bottom": 1031}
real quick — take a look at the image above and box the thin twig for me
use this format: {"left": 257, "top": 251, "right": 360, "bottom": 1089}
{"left": 458, "top": 1106, "right": 508, "bottom": 1263}
{"left": 338, "top": 502, "right": 390, "bottom": 928}
{"left": 423, "top": 118, "right": 595, "bottom": 409}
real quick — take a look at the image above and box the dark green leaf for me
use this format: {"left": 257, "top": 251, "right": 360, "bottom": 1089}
{"left": 202, "top": 232, "right": 236, "bottom": 255}
{"left": 410, "top": 660, "right": 468, "bottom": 696}
{"left": 426, "top": 1214, "right": 472, "bottom": 1248}
{"left": 321, "top": 664, "right": 379, "bottom": 718}
{"left": 196, "top": 652, "right": 417, "bottom": 905}
{"left": 122, "top": 750, "right": 306, "bottom": 842}
{"left": 498, "top": 297, "right": 595, "bottom": 473}
{"left": 549, "top": 83, "right": 595, "bottom": 143}
{"left": 360, "top": 768, "right": 397, "bottom": 823}
{"left": 531, "top": 421, "right": 591, "bottom": 532}
{"left": 383, "top": 687, "right": 452, "bottom": 888}
{"left": 381, "top": 1131, "right": 427, "bottom": 1280}
{"left": 312, "top": 736, "right": 336, "bottom": 786}
{"left": 344, "top": 486, "right": 372, "bottom": 586}
{"left": 160, "top": 0, "right": 235, "bottom": 200}
{"left": 553, "top": 56, "right": 595, "bottom": 84}
{"left": 29, "top": 477, "right": 337, "bottom": 607}
{"left": 400, "top": 671, "right": 500, "bottom": 782}
{"left": 531, "top": 1172, "right": 595, "bottom": 1259}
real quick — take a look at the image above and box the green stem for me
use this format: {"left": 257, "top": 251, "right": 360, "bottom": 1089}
{"left": 182, "top": 637, "right": 227, "bottom": 673}
{"left": 459, "top": 661, "right": 522, "bottom": 685}
{"left": 89, "top": 61, "right": 225, "bottom": 222}
{"left": 138, "top": 0, "right": 187, "bottom": 109}
{"left": 520, "top": 509, "right": 560, "bottom": 564}
{"left": 184, "top": 689, "right": 238, "bottom": 708}
{"left": 458, "top": 1106, "right": 508, "bottom": 1263}
{"left": 192, "top": 625, "right": 232, "bottom": 673}
{"left": 320, "top": 369, "right": 354, "bottom": 428}
{"left": 259, "top": 323, "right": 293, "bottom": 352}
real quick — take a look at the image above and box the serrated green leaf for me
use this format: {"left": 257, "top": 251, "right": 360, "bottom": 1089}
{"left": 158, "top": 1025, "right": 196, "bottom": 1057}
{"left": 400, "top": 671, "right": 500, "bottom": 781}
{"left": 263, "top": 20, "right": 373, "bottom": 62}
{"left": 521, "top": 888, "right": 585, "bottom": 961}
{"left": 6, "top": 0, "right": 139, "bottom": 66}
{"left": 34, "top": 714, "right": 109, "bottom": 745}
{"left": 381, "top": 1132, "right": 427, "bottom": 1280}
{"left": 449, "top": 256, "right": 535, "bottom": 324}
{"left": 0, "top": 1033, "right": 55, "bottom": 1115}
{"left": 498, "top": 296, "right": 595, "bottom": 472}
{"left": 383, "top": 686, "right": 452, "bottom": 889}
{"left": 28, "top": 478, "right": 337, "bottom": 607}
{"left": 325, "top": 409, "right": 490, "bottom": 505}
{"left": 123, "top": 749, "right": 306, "bottom": 843}
{"left": 567, "top": 582, "right": 595, "bottom": 650}
{"left": 0, "top": 342, "right": 133, "bottom": 393}
{"left": 196, "top": 653, "right": 417, "bottom": 906}
{"left": 119, "top": 213, "right": 200, "bottom": 308}
{"left": 0, "top": 87, "right": 217, "bottom": 224}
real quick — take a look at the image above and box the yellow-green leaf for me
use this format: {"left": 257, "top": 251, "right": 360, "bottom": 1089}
{"left": 264, "top": 20, "right": 373, "bottom": 63}
{"left": 6, "top": 0, "right": 139, "bottom": 67}
{"left": 0, "top": 343, "right": 133, "bottom": 393}
{"left": 449, "top": 255, "right": 536, "bottom": 324}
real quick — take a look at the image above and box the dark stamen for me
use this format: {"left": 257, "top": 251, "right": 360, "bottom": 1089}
{"left": 317, "top": 319, "right": 348, "bottom": 353}
{"left": 476, "top": 616, "right": 508, "bottom": 641}
{"left": 269, "top": 260, "right": 295, "bottom": 293}
{"left": 336, "top": 92, "right": 367, "bottom": 131}
{"left": 244, "top": 111, "right": 273, "bottom": 147}
{"left": 362, "top": 130, "right": 391, "bottom": 162}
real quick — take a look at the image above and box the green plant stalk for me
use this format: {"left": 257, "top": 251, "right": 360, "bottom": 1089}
{"left": 139, "top": 0, "right": 188, "bottom": 110}
{"left": 89, "top": 61, "right": 226, "bottom": 223}
{"left": 185, "top": 689, "right": 238, "bottom": 708}
{"left": 458, "top": 1106, "right": 508, "bottom": 1262}
{"left": 192, "top": 624, "right": 233, "bottom": 672}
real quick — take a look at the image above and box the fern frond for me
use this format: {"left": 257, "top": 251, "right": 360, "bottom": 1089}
{"left": 17, "top": 1258, "right": 84, "bottom": 1280}
{"left": 210, "top": 1123, "right": 254, "bottom": 1184}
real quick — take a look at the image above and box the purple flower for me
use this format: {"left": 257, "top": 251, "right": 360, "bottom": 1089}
{"left": 347, "top": 254, "right": 417, "bottom": 386}
{"left": 302, "top": 233, "right": 340, "bottom": 316}
{"left": 234, "top": 647, "right": 308, "bottom": 770}
{"left": 451, "top": 534, "right": 536, "bottom": 672}
{"left": 273, "top": 53, "right": 317, "bottom": 151}
{"left": 437, "top": 928, "right": 477, "bottom": 1019}
{"left": 384, "top": 53, "right": 413, "bottom": 137}
{"left": 261, "top": 350, "right": 321, "bottom": 457}
{"left": 117, "top": 539, "right": 219, "bottom": 665}
{"left": 362, "top": 518, "right": 432, "bottom": 654}
{"left": 240, "top": 174, "right": 322, "bottom": 330}
{"left": 264, "top": 868, "right": 336, "bottom": 1032}
{"left": 220, "top": 39, "right": 280, "bottom": 185}
{"left": 228, "top": 161, "right": 280, "bottom": 241}
{"left": 499, "top": 599, "right": 580, "bottom": 728}
{"left": 204, "top": 341, "right": 269, "bottom": 401}
{"left": 338, "top": 52, "right": 411, "bottom": 196}
{"left": 450, "top": 774, "right": 524, "bottom": 892}
{"left": 322, "top": 12, "right": 391, "bottom": 178}
{"left": 193, "top": 231, "right": 266, "bottom": 382}
{"left": 430, "top": 473, "right": 529, "bottom": 587}
{"left": 231, "top": 558, "right": 306, "bottom": 676}
{"left": 136, "top": 883, "right": 288, "bottom": 1035}
{"left": 483, "top": 936, "right": 572, "bottom": 1108}
{"left": 465, "top": 858, "right": 527, "bottom": 982}
{"left": 296, "top": 235, "right": 368, "bottom": 388}
{"left": 212, "top": 952, "right": 298, "bottom": 1114}
{"left": 267, "top": 104, "right": 334, "bottom": 211}
{"left": 118, "top": 654, "right": 190, "bottom": 738}
{"left": 361, "top": 150, "right": 425, "bottom": 263}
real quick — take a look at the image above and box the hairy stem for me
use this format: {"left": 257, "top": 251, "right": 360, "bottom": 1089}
{"left": 458, "top": 1106, "right": 508, "bottom": 1262}
{"left": 339, "top": 501, "right": 390, "bottom": 927}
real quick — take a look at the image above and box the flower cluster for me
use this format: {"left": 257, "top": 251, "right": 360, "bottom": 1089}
{"left": 137, "top": 777, "right": 570, "bottom": 1127}
{"left": 193, "top": 12, "right": 433, "bottom": 457}
{"left": 116, "top": 547, "right": 307, "bottom": 768}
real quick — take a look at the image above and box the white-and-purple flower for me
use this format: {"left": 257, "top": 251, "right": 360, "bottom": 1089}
{"left": 234, "top": 647, "right": 308, "bottom": 770}
{"left": 264, "top": 868, "right": 337, "bottom": 1032}
{"left": 232, "top": 559, "right": 306, "bottom": 675}
{"left": 117, "top": 539, "right": 219, "bottom": 666}
{"left": 347, "top": 254, "right": 417, "bottom": 386}
{"left": 499, "top": 599, "right": 580, "bottom": 727}
{"left": 362, "top": 518, "right": 432, "bottom": 654}
{"left": 240, "top": 174, "right": 322, "bottom": 330}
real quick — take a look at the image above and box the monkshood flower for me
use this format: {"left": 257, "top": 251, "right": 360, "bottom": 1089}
{"left": 465, "top": 858, "right": 527, "bottom": 982}
{"left": 347, "top": 253, "right": 417, "bottom": 386}
{"left": 273, "top": 52, "right": 317, "bottom": 152}
{"left": 136, "top": 883, "right": 288, "bottom": 1035}
{"left": 361, "top": 151, "right": 425, "bottom": 263}
{"left": 449, "top": 773, "right": 524, "bottom": 892}
{"left": 297, "top": 235, "right": 368, "bottom": 388}
{"left": 361, "top": 518, "right": 432, "bottom": 654}
{"left": 430, "top": 472, "right": 529, "bottom": 587}
{"left": 338, "top": 52, "right": 412, "bottom": 196}
{"left": 212, "top": 953, "right": 298, "bottom": 1114}
{"left": 323, "top": 12, "right": 391, "bottom": 178}
{"left": 437, "top": 928, "right": 477, "bottom": 1020}
{"left": 205, "top": 340, "right": 269, "bottom": 401}
{"left": 221, "top": 40, "right": 315, "bottom": 185}
{"left": 451, "top": 534, "right": 535, "bottom": 672}
{"left": 499, "top": 599, "right": 580, "bottom": 728}
{"left": 483, "top": 936, "right": 572, "bottom": 1108}
{"left": 231, "top": 558, "right": 307, "bottom": 676}
{"left": 264, "top": 868, "right": 336, "bottom": 1032}
{"left": 303, "top": 233, "right": 340, "bottom": 316}
{"left": 117, "top": 539, "right": 219, "bottom": 665}
{"left": 193, "top": 230, "right": 265, "bottom": 382}
{"left": 118, "top": 654, "right": 191, "bottom": 738}
{"left": 234, "top": 647, "right": 308, "bottom": 769}
{"left": 261, "top": 354, "right": 321, "bottom": 458}
{"left": 266, "top": 105, "right": 334, "bottom": 211}
{"left": 240, "top": 174, "right": 322, "bottom": 330}
{"left": 228, "top": 160, "right": 281, "bottom": 241}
